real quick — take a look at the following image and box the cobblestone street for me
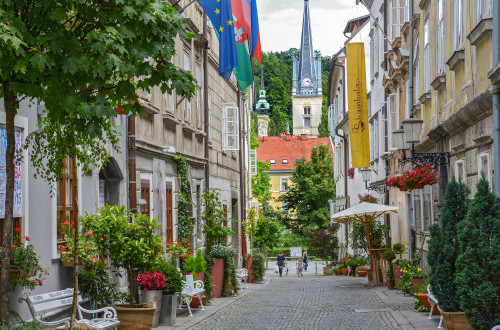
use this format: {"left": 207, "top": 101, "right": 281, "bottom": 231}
{"left": 182, "top": 265, "right": 439, "bottom": 330}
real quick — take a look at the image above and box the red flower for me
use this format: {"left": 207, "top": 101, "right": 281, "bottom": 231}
{"left": 63, "top": 221, "right": 70, "bottom": 226}
{"left": 11, "top": 245, "right": 16, "bottom": 249}
{"left": 187, "top": 243, "right": 191, "bottom": 246}
{"left": 100, "top": 237, "right": 104, "bottom": 241}
{"left": 160, "top": 247, "right": 163, "bottom": 251}
{"left": 38, "top": 280, "right": 43, "bottom": 286}
{"left": 15, "top": 227, "right": 21, "bottom": 232}
{"left": 85, "top": 246, "right": 90, "bottom": 250}
{"left": 23, "top": 236, "right": 30, "bottom": 241}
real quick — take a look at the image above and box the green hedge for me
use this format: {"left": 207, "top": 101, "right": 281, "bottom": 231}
{"left": 268, "top": 247, "right": 308, "bottom": 258}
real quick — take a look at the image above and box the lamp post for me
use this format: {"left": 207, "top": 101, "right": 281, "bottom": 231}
{"left": 359, "top": 168, "right": 386, "bottom": 194}
{"left": 391, "top": 119, "right": 450, "bottom": 259}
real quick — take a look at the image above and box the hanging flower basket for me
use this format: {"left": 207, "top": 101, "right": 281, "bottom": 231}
{"left": 347, "top": 168, "right": 355, "bottom": 179}
{"left": 414, "top": 182, "right": 424, "bottom": 189}
{"left": 387, "top": 166, "right": 438, "bottom": 191}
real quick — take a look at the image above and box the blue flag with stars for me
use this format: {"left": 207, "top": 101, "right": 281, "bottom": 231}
{"left": 198, "top": 0, "right": 238, "bottom": 79}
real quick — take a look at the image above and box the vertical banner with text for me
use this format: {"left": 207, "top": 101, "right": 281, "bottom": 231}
{"left": 346, "top": 43, "right": 370, "bottom": 168}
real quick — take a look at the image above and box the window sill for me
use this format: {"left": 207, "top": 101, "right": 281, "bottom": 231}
{"left": 488, "top": 62, "right": 500, "bottom": 85}
{"left": 182, "top": 124, "right": 197, "bottom": 134}
{"left": 418, "top": 0, "right": 430, "bottom": 9}
{"left": 446, "top": 49, "right": 465, "bottom": 72}
{"left": 163, "top": 112, "right": 180, "bottom": 125}
{"left": 431, "top": 74, "right": 446, "bottom": 90}
{"left": 467, "top": 17, "right": 492, "bottom": 46}
{"left": 139, "top": 99, "right": 159, "bottom": 115}
{"left": 412, "top": 103, "right": 422, "bottom": 116}
{"left": 419, "top": 91, "right": 431, "bottom": 104}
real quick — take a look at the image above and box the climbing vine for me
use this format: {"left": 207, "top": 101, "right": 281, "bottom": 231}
{"left": 173, "top": 155, "right": 194, "bottom": 240}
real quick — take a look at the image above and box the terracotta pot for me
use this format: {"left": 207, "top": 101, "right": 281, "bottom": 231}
{"left": 112, "top": 302, "right": 156, "bottom": 330}
{"left": 211, "top": 258, "right": 224, "bottom": 298}
{"left": 411, "top": 278, "right": 426, "bottom": 295}
{"left": 441, "top": 311, "right": 473, "bottom": 330}
{"left": 333, "top": 269, "right": 340, "bottom": 276}
{"left": 392, "top": 264, "right": 403, "bottom": 286}
{"left": 386, "top": 280, "right": 395, "bottom": 290}
{"left": 399, "top": 187, "right": 408, "bottom": 191}
{"left": 341, "top": 267, "right": 348, "bottom": 276}
{"left": 414, "top": 182, "right": 424, "bottom": 189}
{"left": 356, "top": 270, "right": 367, "bottom": 277}
{"left": 417, "top": 293, "right": 441, "bottom": 315}
{"left": 245, "top": 255, "right": 257, "bottom": 283}
{"left": 190, "top": 295, "right": 206, "bottom": 308}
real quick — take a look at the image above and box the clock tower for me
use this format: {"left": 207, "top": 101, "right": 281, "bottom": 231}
{"left": 255, "top": 73, "right": 270, "bottom": 137}
{"left": 292, "top": 0, "right": 322, "bottom": 137}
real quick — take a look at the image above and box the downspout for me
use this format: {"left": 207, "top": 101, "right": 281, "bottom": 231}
{"left": 128, "top": 115, "right": 137, "bottom": 213}
{"left": 238, "top": 89, "right": 246, "bottom": 266}
{"left": 492, "top": 0, "right": 500, "bottom": 196}
{"left": 407, "top": 0, "right": 415, "bottom": 258}
{"left": 203, "top": 13, "right": 210, "bottom": 192}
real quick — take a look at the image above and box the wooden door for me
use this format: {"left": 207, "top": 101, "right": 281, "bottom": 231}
{"left": 166, "top": 182, "right": 173, "bottom": 242}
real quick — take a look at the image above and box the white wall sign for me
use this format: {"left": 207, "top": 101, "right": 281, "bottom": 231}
{"left": 290, "top": 247, "right": 302, "bottom": 257}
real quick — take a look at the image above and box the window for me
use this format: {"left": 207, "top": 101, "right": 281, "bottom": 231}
{"left": 281, "top": 202, "right": 288, "bottom": 214}
{"left": 282, "top": 159, "right": 289, "bottom": 165}
{"left": 222, "top": 102, "right": 239, "bottom": 150}
{"left": 269, "top": 159, "right": 276, "bottom": 165}
{"left": 164, "top": 81, "right": 174, "bottom": 113}
{"left": 455, "top": 160, "right": 466, "bottom": 182}
{"left": 454, "top": 0, "right": 464, "bottom": 50}
{"left": 414, "top": 185, "right": 433, "bottom": 231}
{"left": 414, "top": 35, "right": 421, "bottom": 102}
{"left": 196, "top": 64, "right": 202, "bottom": 128}
{"left": 476, "top": 0, "right": 492, "bottom": 24}
{"left": 249, "top": 150, "right": 257, "bottom": 176}
{"left": 304, "top": 107, "right": 311, "bottom": 115}
{"left": 281, "top": 178, "right": 288, "bottom": 191}
{"left": 208, "top": 93, "right": 212, "bottom": 141}
{"left": 304, "top": 118, "right": 311, "bottom": 127}
{"left": 437, "top": 0, "right": 445, "bottom": 75}
{"left": 477, "top": 152, "right": 492, "bottom": 188}
{"left": 184, "top": 52, "right": 191, "bottom": 122}
{"left": 424, "top": 17, "right": 431, "bottom": 92}
{"left": 57, "top": 157, "right": 75, "bottom": 242}
{"left": 370, "top": 34, "right": 374, "bottom": 81}
{"left": 373, "top": 27, "right": 379, "bottom": 77}
{"left": 388, "top": 0, "right": 405, "bottom": 42}
{"left": 140, "top": 179, "right": 151, "bottom": 217}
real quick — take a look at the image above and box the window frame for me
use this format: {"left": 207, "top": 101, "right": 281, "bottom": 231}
{"left": 196, "top": 64, "right": 203, "bottom": 128}
{"left": 184, "top": 51, "right": 191, "bottom": 122}
{"left": 436, "top": 0, "right": 446, "bottom": 75}
{"left": 304, "top": 117, "right": 311, "bottom": 127}
{"left": 454, "top": 0, "right": 464, "bottom": 50}
{"left": 281, "top": 178, "right": 288, "bottom": 192}
{"left": 424, "top": 16, "right": 431, "bottom": 92}
{"left": 222, "top": 102, "right": 239, "bottom": 151}
{"left": 477, "top": 152, "right": 492, "bottom": 188}
{"left": 57, "top": 157, "right": 76, "bottom": 243}
{"left": 454, "top": 159, "right": 466, "bottom": 183}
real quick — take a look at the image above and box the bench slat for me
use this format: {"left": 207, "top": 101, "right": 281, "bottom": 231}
{"left": 32, "top": 295, "right": 83, "bottom": 314}
{"left": 29, "top": 288, "right": 74, "bottom": 304}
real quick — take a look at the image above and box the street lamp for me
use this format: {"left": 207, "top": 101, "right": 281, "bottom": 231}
{"left": 359, "top": 168, "right": 386, "bottom": 194}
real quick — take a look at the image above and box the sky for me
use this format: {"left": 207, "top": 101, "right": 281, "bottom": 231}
{"left": 256, "top": 0, "right": 369, "bottom": 57}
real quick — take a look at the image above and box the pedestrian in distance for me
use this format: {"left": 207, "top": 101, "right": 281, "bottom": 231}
{"left": 303, "top": 250, "right": 309, "bottom": 272}
{"left": 296, "top": 258, "right": 304, "bottom": 277}
{"left": 277, "top": 250, "right": 286, "bottom": 277}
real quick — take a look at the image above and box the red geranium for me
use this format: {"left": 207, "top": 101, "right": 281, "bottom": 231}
{"left": 137, "top": 271, "right": 166, "bottom": 291}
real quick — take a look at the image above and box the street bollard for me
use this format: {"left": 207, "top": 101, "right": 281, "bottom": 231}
{"left": 315, "top": 262, "right": 317, "bottom": 274}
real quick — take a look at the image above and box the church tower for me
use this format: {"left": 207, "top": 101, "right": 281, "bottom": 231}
{"left": 255, "top": 72, "right": 270, "bottom": 137}
{"left": 292, "top": 0, "right": 322, "bottom": 137}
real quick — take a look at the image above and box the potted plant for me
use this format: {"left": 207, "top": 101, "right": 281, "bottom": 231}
{"left": 455, "top": 174, "right": 498, "bottom": 330}
{"left": 153, "top": 257, "right": 182, "bottom": 326}
{"left": 347, "top": 167, "right": 355, "bottom": 179}
{"left": 182, "top": 249, "right": 207, "bottom": 308}
{"left": 383, "top": 249, "right": 396, "bottom": 289}
{"left": 137, "top": 271, "right": 166, "bottom": 328}
{"left": 208, "top": 244, "right": 239, "bottom": 298}
{"left": 358, "top": 194, "right": 379, "bottom": 204}
{"left": 355, "top": 265, "right": 368, "bottom": 277}
{"left": 58, "top": 221, "right": 99, "bottom": 267}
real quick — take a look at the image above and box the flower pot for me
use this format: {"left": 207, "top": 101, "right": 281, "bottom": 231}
{"left": 386, "top": 280, "right": 395, "bottom": 290}
{"left": 61, "top": 252, "right": 75, "bottom": 267}
{"left": 112, "top": 302, "right": 156, "bottom": 330}
{"left": 341, "top": 268, "right": 348, "bottom": 276}
{"left": 410, "top": 278, "right": 426, "bottom": 295}
{"left": 211, "top": 258, "right": 224, "bottom": 298}
{"left": 333, "top": 269, "right": 340, "bottom": 275}
{"left": 356, "top": 270, "right": 367, "bottom": 277}
{"left": 245, "top": 255, "right": 257, "bottom": 283}
{"left": 441, "top": 311, "right": 473, "bottom": 330}
{"left": 190, "top": 295, "right": 206, "bottom": 308}
{"left": 141, "top": 290, "right": 162, "bottom": 328}
{"left": 414, "top": 182, "right": 424, "bottom": 189}
{"left": 392, "top": 264, "right": 403, "bottom": 286}
{"left": 417, "top": 293, "right": 441, "bottom": 315}
{"left": 399, "top": 187, "right": 408, "bottom": 192}
{"left": 159, "top": 294, "right": 177, "bottom": 326}
{"left": 323, "top": 267, "right": 330, "bottom": 275}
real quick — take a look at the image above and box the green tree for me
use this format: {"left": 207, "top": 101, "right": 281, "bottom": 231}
{"left": 427, "top": 177, "right": 470, "bottom": 312}
{"left": 202, "top": 190, "right": 234, "bottom": 253}
{"left": 0, "top": 0, "right": 195, "bottom": 323}
{"left": 279, "top": 145, "right": 335, "bottom": 234}
{"left": 305, "top": 224, "right": 339, "bottom": 261}
{"left": 455, "top": 174, "right": 500, "bottom": 329}
{"left": 251, "top": 160, "right": 272, "bottom": 204}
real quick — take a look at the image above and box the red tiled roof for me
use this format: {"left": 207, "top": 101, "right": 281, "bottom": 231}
{"left": 256, "top": 135, "right": 331, "bottom": 171}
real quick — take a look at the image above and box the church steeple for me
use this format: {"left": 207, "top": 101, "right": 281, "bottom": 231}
{"left": 255, "top": 70, "right": 269, "bottom": 116}
{"left": 293, "top": 0, "right": 321, "bottom": 97}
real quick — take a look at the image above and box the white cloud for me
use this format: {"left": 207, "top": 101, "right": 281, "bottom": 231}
{"left": 256, "top": 0, "right": 369, "bottom": 56}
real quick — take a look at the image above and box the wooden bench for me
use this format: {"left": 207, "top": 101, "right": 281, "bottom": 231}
{"left": 235, "top": 268, "right": 248, "bottom": 289}
{"left": 427, "top": 285, "right": 443, "bottom": 329}
{"left": 19, "top": 288, "right": 119, "bottom": 329}
{"left": 178, "top": 275, "right": 205, "bottom": 316}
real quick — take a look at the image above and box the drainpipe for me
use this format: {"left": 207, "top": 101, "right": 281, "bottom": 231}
{"left": 203, "top": 13, "right": 210, "bottom": 192}
{"left": 407, "top": 0, "right": 415, "bottom": 259}
{"left": 492, "top": 0, "right": 500, "bottom": 196}
{"left": 238, "top": 89, "right": 246, "bottom": 266}
{"left": 128, "top": 115, "right": 137, "bottom": 213}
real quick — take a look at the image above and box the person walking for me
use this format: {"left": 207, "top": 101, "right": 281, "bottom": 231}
{"left": 303, "top": 250, "right": 309, "bottom": 272}
{"left": 296, "top": 258, "right": 304, "bottom": 277}
{"left": 277, "top": 250, "right": 286, "bottom": 277}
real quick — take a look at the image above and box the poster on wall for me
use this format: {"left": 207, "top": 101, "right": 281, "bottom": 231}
{"left": 0, "top": 128, "right": 23, "bottom": 218}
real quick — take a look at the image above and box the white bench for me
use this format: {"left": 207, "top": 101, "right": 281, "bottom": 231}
{"left": 19, "top": 288, "right": 119, "bottom": 329}
{"left": 235, "top": 268, "right": 249, "bottom": 289}
{"left": 427, "top": 284, "right": 443, "bottom": 329}
{"left": 178, "top": 275, "right": 205, "bottom": 316}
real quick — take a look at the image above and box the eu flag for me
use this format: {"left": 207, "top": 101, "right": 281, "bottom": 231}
{"left": 198, "top": 0, "right": 239, "bottom": 79}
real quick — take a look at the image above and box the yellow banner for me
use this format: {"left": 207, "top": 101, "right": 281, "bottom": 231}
{"left": 346, "top": 43, "right": 370, "bottom": 168}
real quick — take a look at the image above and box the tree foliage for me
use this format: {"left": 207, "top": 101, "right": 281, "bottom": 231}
{"left": 201, "top": 190, "right": 234, "bottom": 253}
{"left": 251, "top": 160, "right": 271, "bottom": 204}
{"left": 279, "top": 145, "right": 335, "bottom": 234}
{"left": 427, "top": 177, "right": 470, "bottom": 312}
{"left": 253, "top": 204, "right": 282, "bottom": 251}
{"left": 305, "top": 224, "right": 339, "bottom": 261}
{"left": 455, "top": 174, "right": 500, "bottom": 329}
{"left": 348, "top": 219, "right": 389, "bottom": 255}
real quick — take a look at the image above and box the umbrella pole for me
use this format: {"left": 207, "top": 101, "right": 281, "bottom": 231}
{"left": 365, "top": 222, "right": 378, "bottom": 285}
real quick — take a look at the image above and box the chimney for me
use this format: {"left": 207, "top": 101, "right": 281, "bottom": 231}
{"left": 301, "top": 134, "right": 308, "bottom": 141}
{"left": 280, "top": 132, "right": 286, "bottom": 138}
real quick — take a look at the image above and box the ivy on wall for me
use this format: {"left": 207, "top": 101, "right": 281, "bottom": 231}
{"left": 173, "top": 155, "right": 194, "bottom": 240}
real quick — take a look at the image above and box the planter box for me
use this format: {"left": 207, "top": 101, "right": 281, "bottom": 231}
{"left": 159, "top": 294, "right": 177, "bottom": 326}
{"left": 392, "top": 264, "right": 403, "bottom": 286}
{"left": 245, "top": 255, "right": 257, "bottom": 283}
{"left": 211, "top": 258, "right": 224, "bottom": 298}
{"left": 141, "top": 290, "right": 162, "bottom": 328}
{"left": 441, "top": 311, "right": 473, "bottom": 330}
{"left": 112, "top": 302, "right": 156, "bottom": 330}
{"left": 411, "top": 278, "right": 426, "bottom": 295}
{"left": 417, "top": 293, "right": 441, "bottom": 315}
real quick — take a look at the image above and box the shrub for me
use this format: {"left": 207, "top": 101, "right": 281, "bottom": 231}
{"left": 455, "top": 174, "right": 500, "bottom": 329}
{"left": 427, "top": 177, "right": 469, "bottom": 312}
{"left": 152, "top": 258, "right": 182, "bottom": 295}
{"left": 305, "top": 224, "right": 339, "bottom": 261}
{"left": 246, "top": 254, "right": 265, "bottom": 282}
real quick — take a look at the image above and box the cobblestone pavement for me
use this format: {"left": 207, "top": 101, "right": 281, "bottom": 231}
{"left": 188, "top": 272, "right": 424, "bottom": 330}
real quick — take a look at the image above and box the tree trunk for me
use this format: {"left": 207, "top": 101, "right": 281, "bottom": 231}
{"left": 0, "top": 83, "right": 18, "bottom": 323}
{"left": 70, "top": 155, "right": 79, "bottom": 329}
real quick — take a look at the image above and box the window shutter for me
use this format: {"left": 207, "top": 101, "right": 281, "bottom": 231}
{"left": 222, "top": 102, "right": 239, "bottom": 151}
{"left": 249, "top": 149, "right": 257, "bottom": 176}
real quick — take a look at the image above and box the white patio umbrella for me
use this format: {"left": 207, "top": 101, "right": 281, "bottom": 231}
{"left": 331, "top": 202, "right": 399, "bottom": 284}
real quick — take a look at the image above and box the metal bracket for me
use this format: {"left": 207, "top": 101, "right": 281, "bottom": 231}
{"left": 398, "top": 152, "right": 451, "bottom": 168}
{"left": 365, "top": 182, "right": 386, "bottom": 194}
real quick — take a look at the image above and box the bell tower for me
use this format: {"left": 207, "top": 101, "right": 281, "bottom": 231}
{"left": 255, "top": 72, "right": 270, "bottom": 137}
